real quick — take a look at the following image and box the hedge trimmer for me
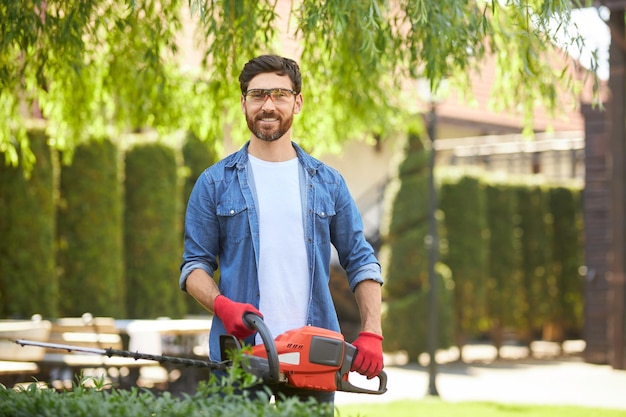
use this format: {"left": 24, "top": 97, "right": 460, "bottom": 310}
{"left": 13, "top": 313, "right": 387, "bottom": 395}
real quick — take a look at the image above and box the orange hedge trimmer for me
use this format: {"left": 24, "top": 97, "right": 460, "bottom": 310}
{"left": 14, "top": 313, "right": 387, "bottom": 395}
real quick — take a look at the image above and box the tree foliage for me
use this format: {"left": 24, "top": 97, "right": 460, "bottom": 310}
{"left": 1, "top": 0, "right": 596, "bottom": 167}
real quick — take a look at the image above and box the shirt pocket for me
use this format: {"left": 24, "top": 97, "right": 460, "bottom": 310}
{"left": 313, "top": 203, "right": 336, "bottom": 244}
{"left": 216, "top": 200, "right": 250, "bottom": 244}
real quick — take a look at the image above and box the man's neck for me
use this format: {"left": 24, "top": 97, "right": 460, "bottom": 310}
{"left": 248, "top": 136, "right": 297, "bottom": 162}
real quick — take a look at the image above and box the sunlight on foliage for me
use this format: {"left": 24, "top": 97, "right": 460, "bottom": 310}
{"left": 0, "top": 0, "right": 599, "bottom": 167}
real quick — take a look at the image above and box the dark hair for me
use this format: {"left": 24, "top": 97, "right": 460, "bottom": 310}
{"left": 238, "top": 55, "right": 302, "bottom": 94}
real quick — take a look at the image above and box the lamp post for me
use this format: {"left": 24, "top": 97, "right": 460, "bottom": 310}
{"left": 418, "top": 78, "right": 447, "bottom": 397}
{"left": 425, "top": 99, "right": 440, "bottom": 397}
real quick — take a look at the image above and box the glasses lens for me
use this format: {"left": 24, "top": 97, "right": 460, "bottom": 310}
{"left": 245, "top": 89, "right": 295, "bottom": 103}
{"left": 271, "top": 89, "right": 291, "bottom": 100}
{"left": 246, "top": 90, "right": 266, "bottom": 102}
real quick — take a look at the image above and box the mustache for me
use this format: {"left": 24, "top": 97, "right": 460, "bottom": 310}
{"left": 256, "top": 112, "right": 279, "bottom": 119}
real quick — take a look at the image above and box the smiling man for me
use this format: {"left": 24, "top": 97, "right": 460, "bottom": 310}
{"left": 179, "top": 55, "right": 384, "bottom": 412}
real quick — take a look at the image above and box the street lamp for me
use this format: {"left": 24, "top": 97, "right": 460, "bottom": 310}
{"left": 418, "top": 79, "right": 448, "bottom": 397}
{"left": 426, "top": 99, "right": 439, "bottom": 397}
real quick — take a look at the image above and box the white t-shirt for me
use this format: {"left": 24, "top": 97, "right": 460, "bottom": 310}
{"left": 249, "top": 155, "right": 310, "bottom": 344}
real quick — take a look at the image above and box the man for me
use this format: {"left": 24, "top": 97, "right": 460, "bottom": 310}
{"left": 179, "top": 54, "right": 383, "bottom": 406}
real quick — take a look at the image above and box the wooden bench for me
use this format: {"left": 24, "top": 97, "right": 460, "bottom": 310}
{"left": 37, "top": 313, "right": 155, "bottom": 389}
{"left": 0, "top": 317, "right": 52, "bottom": 387}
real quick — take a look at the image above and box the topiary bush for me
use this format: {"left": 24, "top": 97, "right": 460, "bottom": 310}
{"left": 439, "top": 172, "right": 489, "bottom": 358}
{"left": 379, "top": 128, "right": 454, "bottom": 360}
{"left": 548, "top": 185, "right": 584, "bottom": 341}
{"left": 514, "top": 182, "right": 553, "bottom": 351}
{"left": 57, "top": 138, "right": 125, "bottom": 317}
{"left": 484, "top": 180, "right": 523, "bottom": 355}
{"left": 181, "top": 133, "right": 219, "bottom": 315}
{"left": 124, "top": 142, "right": 184, "bottom": 319}
{"left": 0, "top": 127, "right": 57, "bottom": 318}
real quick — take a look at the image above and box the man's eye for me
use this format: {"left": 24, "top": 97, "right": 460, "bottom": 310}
{"left": 273, "top": 89, "right": 289, "bottom": 98}
{"left": 248, "top": 91, "right": 265, "bottom": 99}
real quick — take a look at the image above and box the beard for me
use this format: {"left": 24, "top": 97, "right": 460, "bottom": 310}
{"left": 245, "top": 108, "right": 294, "bottom": 142}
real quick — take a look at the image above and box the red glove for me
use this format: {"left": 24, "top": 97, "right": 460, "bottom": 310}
{"left": 351, "top": 332, "right": 384, "bottom": 379}
{"left": 213, "top": 295, "right": 263, "bottom": 340}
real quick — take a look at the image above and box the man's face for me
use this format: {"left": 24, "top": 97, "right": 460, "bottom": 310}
{"left": 241, "top": 73, "right": 302, "bottom": 142}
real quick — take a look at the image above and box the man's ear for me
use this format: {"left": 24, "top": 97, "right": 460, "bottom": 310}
{"left": 240, "top": 95, "right": 246, "bottom": 114}
{"left": 293, "top": 94, "right": 303, "bottom": 114}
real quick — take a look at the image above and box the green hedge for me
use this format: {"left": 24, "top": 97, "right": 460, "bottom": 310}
{"left": 0, "top": 378, "right": 331, "bottom": 417}
{"left": 428, "top": 172, "right": 583, "bottom": 357}
{"left": 484, "top": 181, "right": 522, "bottom": 352}
{"left": 57, "top": 139, "right": 125, "bottom": 317}
{"left": 124, "top": 143, "right": 184, "bottom": 319}
{"left": 181, "top": 133, "right": 218, "bottom": 315}
{"left": 439, "top": 173, "right": 489, "bottom": 354}
{"left": 380, "top": 130, "right": 454, "bottom": 359}
{"left": 548, "top": 185, "right": 584, "bottom": 340}
{"left": 515, "top": 183, "right": 553, "bottom": 346}
{"left": 0, "top": 127, "right": 57, "bottom": 318}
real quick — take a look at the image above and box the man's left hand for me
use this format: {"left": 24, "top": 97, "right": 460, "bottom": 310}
{"left": 350, "top": 332, "right": 384, "bottom": 379}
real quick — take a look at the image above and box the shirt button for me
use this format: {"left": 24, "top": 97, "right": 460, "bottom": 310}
{"left": 230, "top": 209, "right": 235, "bottom": 214}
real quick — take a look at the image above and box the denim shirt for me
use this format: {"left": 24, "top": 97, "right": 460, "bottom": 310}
{"left": 180, "top": 141, "right": 382, "bottom": 361}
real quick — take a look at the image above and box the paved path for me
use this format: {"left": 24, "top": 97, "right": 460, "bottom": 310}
{"left": 335, "top": 342, "right": 626, "bottom": 410}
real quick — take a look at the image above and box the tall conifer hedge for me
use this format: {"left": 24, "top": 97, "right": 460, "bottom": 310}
{"left": 485, "top": 181, "right": 522, "bottom": 354}
{"left": 379, "top": 130, "right": 454, "bottom": 360}
{"left": 56, "top": 139, "right": 124, "bottom": 317}
{"left": 0, "top": 127, "right": 57, "bottom": 318}
{"left": 181, "top": 134, "right": 218, "bottom": 315}
{"left": 515, "top": 183, "right": 553, "bottom": 349}
{"left": 439, "top": 173, "right": 489, "bottom": 357}
{"left": 548, "top": 185, "right": 584, "bottom": 341}
{"left": 124, "top": 143, "right": 184, "bottom": 319}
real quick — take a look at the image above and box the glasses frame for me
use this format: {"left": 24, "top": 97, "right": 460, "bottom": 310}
{"left": 243, "top": 88, "right": 298, "bottom": 104}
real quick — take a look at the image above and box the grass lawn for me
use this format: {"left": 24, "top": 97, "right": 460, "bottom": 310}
{"left": 336, "top": 398, "right": 625, "bottom": 417}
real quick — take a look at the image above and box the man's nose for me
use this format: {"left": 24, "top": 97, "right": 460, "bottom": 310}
{"left": 261, "top": 95, "right": 277, "bottom": 111}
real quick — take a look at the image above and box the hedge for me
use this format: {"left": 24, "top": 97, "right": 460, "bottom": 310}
{"left": 57, "top": 138, "right": 125, "bottom": 317}
{"left": 124, "top": 142, "right": 184, "bottom": 319}
{"left": 379, "top": 129, "right": 454, "bottom": 360}
{"left": 0, "top": 127, "right": 57, "bottom": 318}
{"left": 439, "top": 173, "right": 489, "bottom": 356}
{"left": 181, "top": 133, "right": 218, "bottom": 315}
{"left": 484, "top": 181, "right": 522, "bottom": 354}
{"left": 0, "top": 374, "right": 332, "bottom": 417}
{"left": 548, "top": 185, "right": 584, "bottom": 341}
{"left": 515, "top": 183, "right": 553, "bottom": 348}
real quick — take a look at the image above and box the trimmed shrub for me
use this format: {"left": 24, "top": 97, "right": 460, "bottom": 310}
{"left": 0, "top": 377, "right": 332, "bottom": 417}
{"left": 0, "top": 127, "right": 57, "bottom": 318}
{"left": 548, "top": 185, "right": 584, "bottom": 341}
{"left": 181, "top": 133, "right": 218, "bottom": 315}
{"left": 124, "top": 142, "right": 184, "bottom": 319}
{"left": 484, "top": 181, "right": 522, "bottom": 353}
{"left": 57, "top": 139, "right": 124, "bottom": 317}
{"left": 379, "top": 129, "right": 454, "bottom": 360}
{"left": 515, "top": 183, "right": 553, "bottom": 348}
{"left": 439, "top": 173, "right": 489, "bottom": 356}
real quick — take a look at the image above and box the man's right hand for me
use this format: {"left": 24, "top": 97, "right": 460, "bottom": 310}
{"left": 213, "top": 295, "right": 263, "bottom": 339}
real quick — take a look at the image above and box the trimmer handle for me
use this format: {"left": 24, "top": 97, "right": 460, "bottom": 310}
{"left": 338, "top": 343, "right": 388, "bottom": 395}
{"left": 243, "top": 313, "right": 280, "bottom": 384}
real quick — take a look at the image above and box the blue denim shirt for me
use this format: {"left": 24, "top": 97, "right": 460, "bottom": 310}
{"left": 180, "top": 141, "right": 382, "bottom": 361}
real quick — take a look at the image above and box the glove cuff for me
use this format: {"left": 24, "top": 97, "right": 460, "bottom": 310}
{"left": 213, "top": 294, "right": 228, "bottom": 316}
{"left": 358, "top": 331, "right": 384, "bottom": 341}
